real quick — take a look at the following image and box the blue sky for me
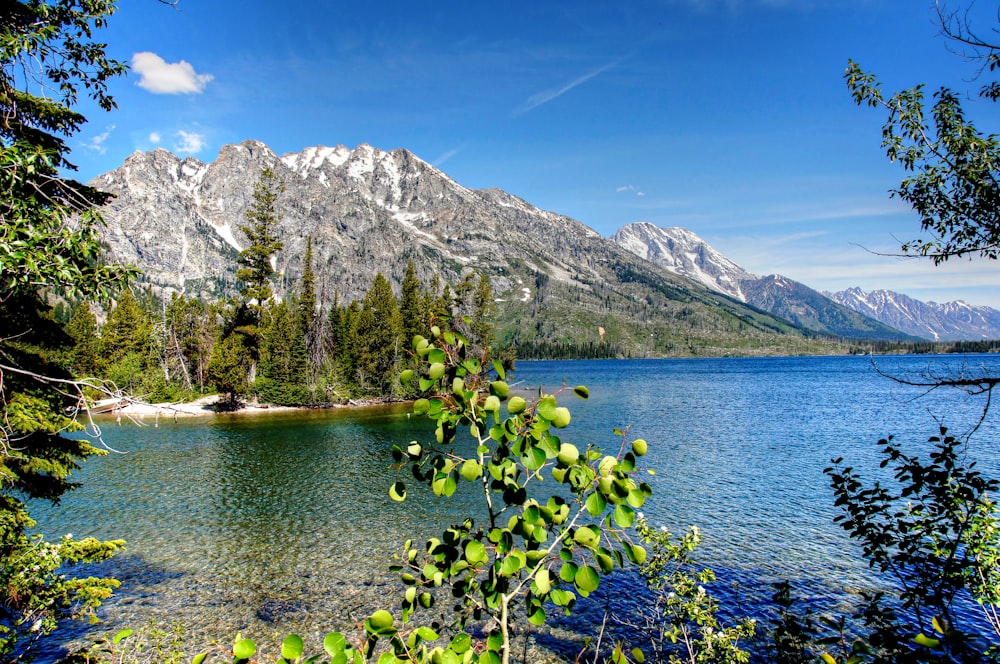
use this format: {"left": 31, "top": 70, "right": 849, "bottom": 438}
{"left": 71, "top": 0, "right": 1000, "bottom": 307}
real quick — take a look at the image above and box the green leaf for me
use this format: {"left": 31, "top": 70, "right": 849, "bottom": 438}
{"left": 389, "top": 481, "right": 406, "bottom": 502}
{"left": 233, "top": 638, "right": 257, "bottom": 660}
{"left": 551, "top": 406, "right": 571, "bottom": 428}
{"left": 508, "top": 396, "right": 527, "bottom": 414}
{"left": 427, "top": 348, "right": 447, "bottom": 364}
{"left": 535, "top": 568, "right": 551, "bottom": 594}
{"left": 527, "top": 605, "right": 546, "bottom": 625}
{"left": 557, "top": 443, "right": 579, "bottom": 466}
{"left": 461, "top": 459, "right": 483, "bottom": 481}
{"left": 428, "top": 362, "right": 445, "bottom": 380}
{"left": 450, "top": 632, "right": 472, "bottom": 654}
{"left": 112, "top": 628, "right": 133, "bottom": 645}
{"left": 282, "top": 634, "right": 305, "bottom": 660}
{"left": 367, "top": 610, "right": 396, "bottom": 635}
{"left": 192, "top": 654, "right": 208, "bottom": 664}
{"left": 614, "top": 504, "right": 635, "bottom": 528}
{"left": 585, "top": 491, "right": 606, "bottom": 516}
{"left": 626, "top": 543, "right": 647, "bottom": 565}
{"left": 573, "top": 526, "right": 599, "bottom": 548}
{"left": 416, "top": 626, "right": 439, "bottom": 641}
{"left": 537, "top": 395, "right": 558, "bottom": 420}
{"left": 573, "top": 385, "right": 589, "bottom": 399}
{"left": 632, "top": 438, "right": 648, "bottom": 456}
{"left": 523, "top": 446, "right": 547, "bottom": 470}
{"left": 492, "top": 359, "right": 506, "bottom": 381}
{"left": 465, "top": 540, "right": 488, "bottom": 566}
{"left": 913, "top": 633, "right": 941, "bottom": 649}
{"left": 574, "top": 565, "right": 601, "bottom": 595}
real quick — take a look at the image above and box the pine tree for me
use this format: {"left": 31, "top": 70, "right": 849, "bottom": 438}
{"left": 399, "top": 259, "right": 427, "bottom": 350}
{"left": 225, "top": 166, "right": 285, "bottom": 389}
{"left": 0, "top": 2, "right": 130, "bottom": 655}
{"left": 236, "top": 167, "right": 285, "bottom": 310}
{"left": 296, "top": 236, "right": 320, "bottom": 373}
{"left": 257, "top": 299, "right": 308, "bottom": 405}
{"left": 66, "top": 303, "right": 99, "bottom": 378}
{"left": 356, "top": 274, "right": 402, "bottom": 395}
{"left": 99, "top": 289, "right": 155, "bottom": 392}
{"left": 337, "top": 301, "right": 362, "bottom": 391}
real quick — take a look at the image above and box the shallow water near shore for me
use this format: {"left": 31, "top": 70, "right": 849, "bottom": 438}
{"left": 31, "top": 354, "right": 1000, "bottom": 660}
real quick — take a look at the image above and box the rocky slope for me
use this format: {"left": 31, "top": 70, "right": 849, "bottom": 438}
{"left": 92, "top": 141, "right": 827, "bottom": 357}
{"left": 826, "top": 288, "right": 1000, "bottom": 341}
{"left": 611, "top": 223, "right": 915, "bottom": 340}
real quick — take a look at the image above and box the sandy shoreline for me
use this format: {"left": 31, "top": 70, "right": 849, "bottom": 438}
{"left": 96, "top": 395, "right": 384, "bottom": 423}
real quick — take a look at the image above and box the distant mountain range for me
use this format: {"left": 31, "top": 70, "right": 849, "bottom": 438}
{"left": 610, "top": 222, "right": 1000, "bottom": 342}
{"left": 89, "top": 140, "right": 997, "bottom": 352}
{"left": 825, "top": 288, "right": 1000, "bottom": 341}
{"left": 610, "top": 223, "right": 917, "bottom": 341}
{"left": 91, "top": 141, "right": 823, "bottom": 357}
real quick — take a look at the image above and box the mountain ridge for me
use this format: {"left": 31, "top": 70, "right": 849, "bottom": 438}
{"left": 611, "top": 223, "right": 917, "bottom": 341}
{"left": 91, "top": 140, "right": 831, "bottom": 357}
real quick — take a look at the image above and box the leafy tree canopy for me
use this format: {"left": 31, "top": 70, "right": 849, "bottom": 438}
{"left": 846, "top": 2, "right": 1000, "bottom": 264}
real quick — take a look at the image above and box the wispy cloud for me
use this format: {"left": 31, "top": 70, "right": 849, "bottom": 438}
{"left": 149, "top": 132, "right": 161, "bottom": 144}
{"left": 616, "top": 184, "right": 646, "bottom": 197}
{"left": 433, "top": 144, "right": 466, "bottom": 167}
{"left": 133, "top": 52, "right": 214, "bottom": 94}
{"left": 513, "top": 58, "right": 622, "bottom": 116}
{"left": 81, "top": 125, "right": 115, "bottom": 154}
{"left": 174, "top": 130, "right": 207, "bottom": 154}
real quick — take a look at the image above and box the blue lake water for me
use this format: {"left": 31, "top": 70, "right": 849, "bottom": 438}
{"left": 31, "top": 354, "right": 1000, "bottom": 658}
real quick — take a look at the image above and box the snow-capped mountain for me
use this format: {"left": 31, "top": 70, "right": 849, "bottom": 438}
{"left": 827, "top": 288, "right": 1000, "bottom": 341}
{"left": 610, "top": 223, "right": 754, "bottom": 300}
{"left": 612, "top": 223, "right": 916, "bottom": 340}
{"left": 91, "top": 140, "right": 819, "bottom": 356}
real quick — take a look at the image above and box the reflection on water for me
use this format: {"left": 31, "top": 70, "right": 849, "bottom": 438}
{"left": 31, "top": 355, "right": 1000, "bottom": 658}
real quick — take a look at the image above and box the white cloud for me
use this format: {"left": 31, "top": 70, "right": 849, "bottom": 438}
{"left": 149, "top": 131, "right": 161, "bottom": 144}
{"left": 174, "top": 130, "right": 206, "bottom": 154}
{"left": 616, "top": 184, "right": 646, "bottom": 197}
{"left": 433, "top": 144, "right": 465, "bottom": 167}
{"left": 132, "top": 52, "right": 213, "bottom": 94}
{"left": 513, "top": 58, "right": 621, "bottom": 116}
{"left": 82, "top": 125, "right": 115, "bottom": 154}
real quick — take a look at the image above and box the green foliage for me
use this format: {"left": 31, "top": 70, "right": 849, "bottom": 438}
{"left": 822, "top": 428, "right": 1000, "bottom": 662}
{"left": 845, "top": 24, "right": 1000, "bottom": 264}
{"left": 0, "top": 2, "right": 132, "bottom": 657}
{"left": 355, "top": 274, "right": 402, "bottom": 396}
{"left": 70, "top": 620, "right": 187, "bottom": 664}
{"left": 236, "top": 167, "right": 285, "bottom": 308}
{"left": 207, "top": 316, "right": 256, "bottom": 404}
{"left": 198, "top": 320, "right": 651, "bottom": 664}
{"left": 613, "top": 518, "right": 753, "bottom": 664}
{"left": 380, "top": 323, "right": 651, "bottom": 663}
{"left": 67, "top": 302, "right": 99, "bottom": 378}
{"left": 258, "top": 299, "right": 308, "bottom": 391}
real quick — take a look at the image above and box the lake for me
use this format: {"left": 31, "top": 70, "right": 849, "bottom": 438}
{"left": 32, "top": 354, "right": 1000, "bottom": 659}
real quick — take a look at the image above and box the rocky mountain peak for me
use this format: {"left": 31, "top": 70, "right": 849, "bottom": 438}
{"left": 611, "top": 222, "right": 755, "bottom": 300}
